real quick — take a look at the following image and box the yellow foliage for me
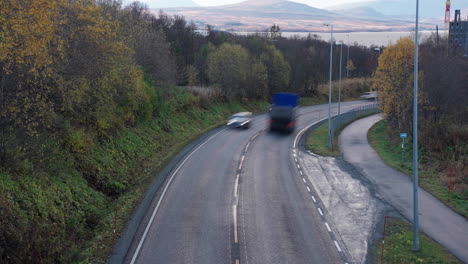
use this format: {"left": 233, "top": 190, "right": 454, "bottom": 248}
{"left": 0, "top": 0, "right": 61, "bottom": 75}
{"left": 372, "top": 37, "right": 423, "bottom": 130}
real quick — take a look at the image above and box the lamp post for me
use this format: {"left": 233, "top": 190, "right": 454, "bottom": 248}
{"left": 338, "top": 41, "right": 343, "bottom": 115}
{"left": 412, "top": 0, "right": 420, "bottom": 252}
{"left": 346, "top": 34, "right": 350, "bottom": 77}
{"left": 324, "top": 23, "right": 333, "bottom": 149}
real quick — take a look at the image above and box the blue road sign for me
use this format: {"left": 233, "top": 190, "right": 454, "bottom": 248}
{"left": 400, "top": 133, "right": 408, "bottom": 138}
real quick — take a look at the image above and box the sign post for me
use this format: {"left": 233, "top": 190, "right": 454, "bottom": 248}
{"left": 400, "top": 133, "right": 407, "bottom": 163}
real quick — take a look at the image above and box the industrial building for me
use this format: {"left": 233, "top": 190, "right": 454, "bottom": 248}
{"left": 449, "top": 10, "right": 468, "bottom": 56}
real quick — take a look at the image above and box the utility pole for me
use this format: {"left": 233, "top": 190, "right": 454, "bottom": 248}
{"left": 338, "top": 41, "right": 343, "bottom": 116}
{"left": 346, "top": 34, "right": 350, "bottom": 78}
{"left": 413, "top": 0, "right": 420, "bottom": 252}
{"left": 324, "top": 23, "right": 333, "bottom": 149}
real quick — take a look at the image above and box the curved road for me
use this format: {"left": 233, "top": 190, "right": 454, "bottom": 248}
{"left": 122, "top": 101, "right": 372, "bottom": 264}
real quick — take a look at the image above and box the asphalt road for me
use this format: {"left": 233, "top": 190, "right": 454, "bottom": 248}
{"left": 121, "top": 100, "right": 373, "bottom": 264}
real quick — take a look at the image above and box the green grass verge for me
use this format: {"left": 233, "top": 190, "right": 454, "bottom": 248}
{"left": 368, "top": 120, "right": 467, "bottom": 217}
{"left": 373, "top": 218, "right": 461, "bottom": 264}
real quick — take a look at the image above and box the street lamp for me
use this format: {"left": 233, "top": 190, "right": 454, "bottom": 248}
{"left": 346, "top": 34, "right": 350, "bottom": 78}
{"left": 324, "top": 23, "right": 333, "bottom": 150}
{"left": 337, "top": 41, "right": 343, "bottom": 116}
{"left": 412, "top": 0, "right": 420, "bottom": 252}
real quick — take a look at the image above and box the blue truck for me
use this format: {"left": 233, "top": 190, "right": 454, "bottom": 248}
{"left": 268, "top": 93, "right": 299, "bottom": 133}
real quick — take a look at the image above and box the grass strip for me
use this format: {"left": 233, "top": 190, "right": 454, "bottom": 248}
{"left": 305, "top": 112, "right": 377, "bottom": 156}
{"left": 373, "top": 218, "right": 460, "bottom": 264}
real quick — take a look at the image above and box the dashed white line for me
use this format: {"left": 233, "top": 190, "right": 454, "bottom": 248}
{"left": 318, "top": 208, "right": 324, "bottom": 216}
{"left": 293, "top": 153, "right": 296, "bottom": 157}
{"left": 239, "top": 155, "right": 245, "bottom": 170}
{"left": 233, "top": 205, "right": 238, "bottom": 243}
{"left": 311, "top": 196, "right": 317, "bottom": 203}
{"left": 299, "top": 170, "right": 303, "bottom": 176}
{"left": 325, "top": 222, "right": 332, "bottom": 232}
{"left": 334, "top": 241, "right": 342, "bottom": 252}
{"left": 296, "top": 164, "right": 300, "bottom": 169}
{"left": 306, "top": 186, "right": 311, "bottom": 192}
{"left": 302, "top": 178, "right": 306, "bottom": 183}
{"left": 294, "top": 158, "right": 298, "bottom": 162}
{"left": 234, "top": 174, "right": 240, "bottom": 197}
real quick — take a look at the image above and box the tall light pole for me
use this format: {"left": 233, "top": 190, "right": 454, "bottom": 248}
{"left": 346, "top": 34, "right": 350, "bottom": 78}
{"left": 338, "top": 41, "right": 343, "bottom": 116}
{"left": 324, "top": 23, "right": 333, "bottom": 149}
{"left": 413, "top": 0, "right": 420, "bottom": 252}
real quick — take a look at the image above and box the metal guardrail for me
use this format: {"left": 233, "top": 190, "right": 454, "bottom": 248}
{"left": 330, "top": 103, "right": 379, "bottom": 139}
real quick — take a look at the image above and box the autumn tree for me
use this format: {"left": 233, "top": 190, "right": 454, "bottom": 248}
{"left": 260, "top": 45, "right": 291, "bottom": 95}
{"left": 0, "top": 0, "right": 61, "bottom": 164}
{"left": 372, "top": 37, "right": 422, "bottom": 131}
{"left": 207, "top": 43, "right": 249, "bottom": 100}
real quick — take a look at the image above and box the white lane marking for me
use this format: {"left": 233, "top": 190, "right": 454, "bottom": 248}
{"left": 302, "top": 178, "right": 306, "bottom": 183}
{"left": 318, "top": 208, "right": 324, "bottom": 216}
{"left": 233, "top": 205, "right": 238, "bottom": 243}
{"left": 245, "top": 141, "right": 251, "bottom": 152}
{"left": 294, "top": 158, "right": 298, "bottom": 162}
{"left": 334, "top": 241, "right": 342, "bottom": 252}
{"left": 311, "top": 196, "right": 317, "bottom": 203}
{"left": 296, "top": 164, "right": 300, "bottom": 169}
{"left": 325, "top": 222, "right": 332, "bottom": 232}
{"left": 299, "top": 170, "right": 303, "bottom": 176}
{"left": 293, "top": 153, "right": 297, "bottom": 157}
{"left": 239, "top": 155, "right": 245, "bottom": 170}
{"left": 234, "top": 174, "right": 240, "bottom": 197}
{"left": 293, "top": 149, "right": 296, "bottom": 153}
{"left": 306, "top": 186, "right": 311, "bottom": 192}
{"left": 130, "top": 128, "right": 227, "bottom": 264}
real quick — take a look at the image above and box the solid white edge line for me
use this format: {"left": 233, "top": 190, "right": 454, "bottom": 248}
{"left": 334, "top": 241, "right": 342, "bottom": 252}
{"left": 325, "top": 222, "right": 332, "bottom": 232}
{"left": 130, "top": 128, "right": 227, "bottom": 264}
{"left": 318, "top": 208, "right": 323, "bottom": 216}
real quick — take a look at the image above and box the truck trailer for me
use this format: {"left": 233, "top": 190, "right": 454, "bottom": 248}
{"left": 268, "top": 93, "right": 298, "bottom": 133}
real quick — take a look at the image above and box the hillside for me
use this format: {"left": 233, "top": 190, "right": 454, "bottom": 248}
{"left": 155, "top": 0, "right": 438, "bottom": 32}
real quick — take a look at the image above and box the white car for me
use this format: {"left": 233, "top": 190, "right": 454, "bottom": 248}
{"left": 360, "top": 91, "right": 378, "bottom": 100}
{"left": 227, "top": 112, "right": 252, "bottom": 129}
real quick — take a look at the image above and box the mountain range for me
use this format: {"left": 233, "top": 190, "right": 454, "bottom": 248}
{"left": 153, "top": 0, "right": 443, "bottom": 32}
